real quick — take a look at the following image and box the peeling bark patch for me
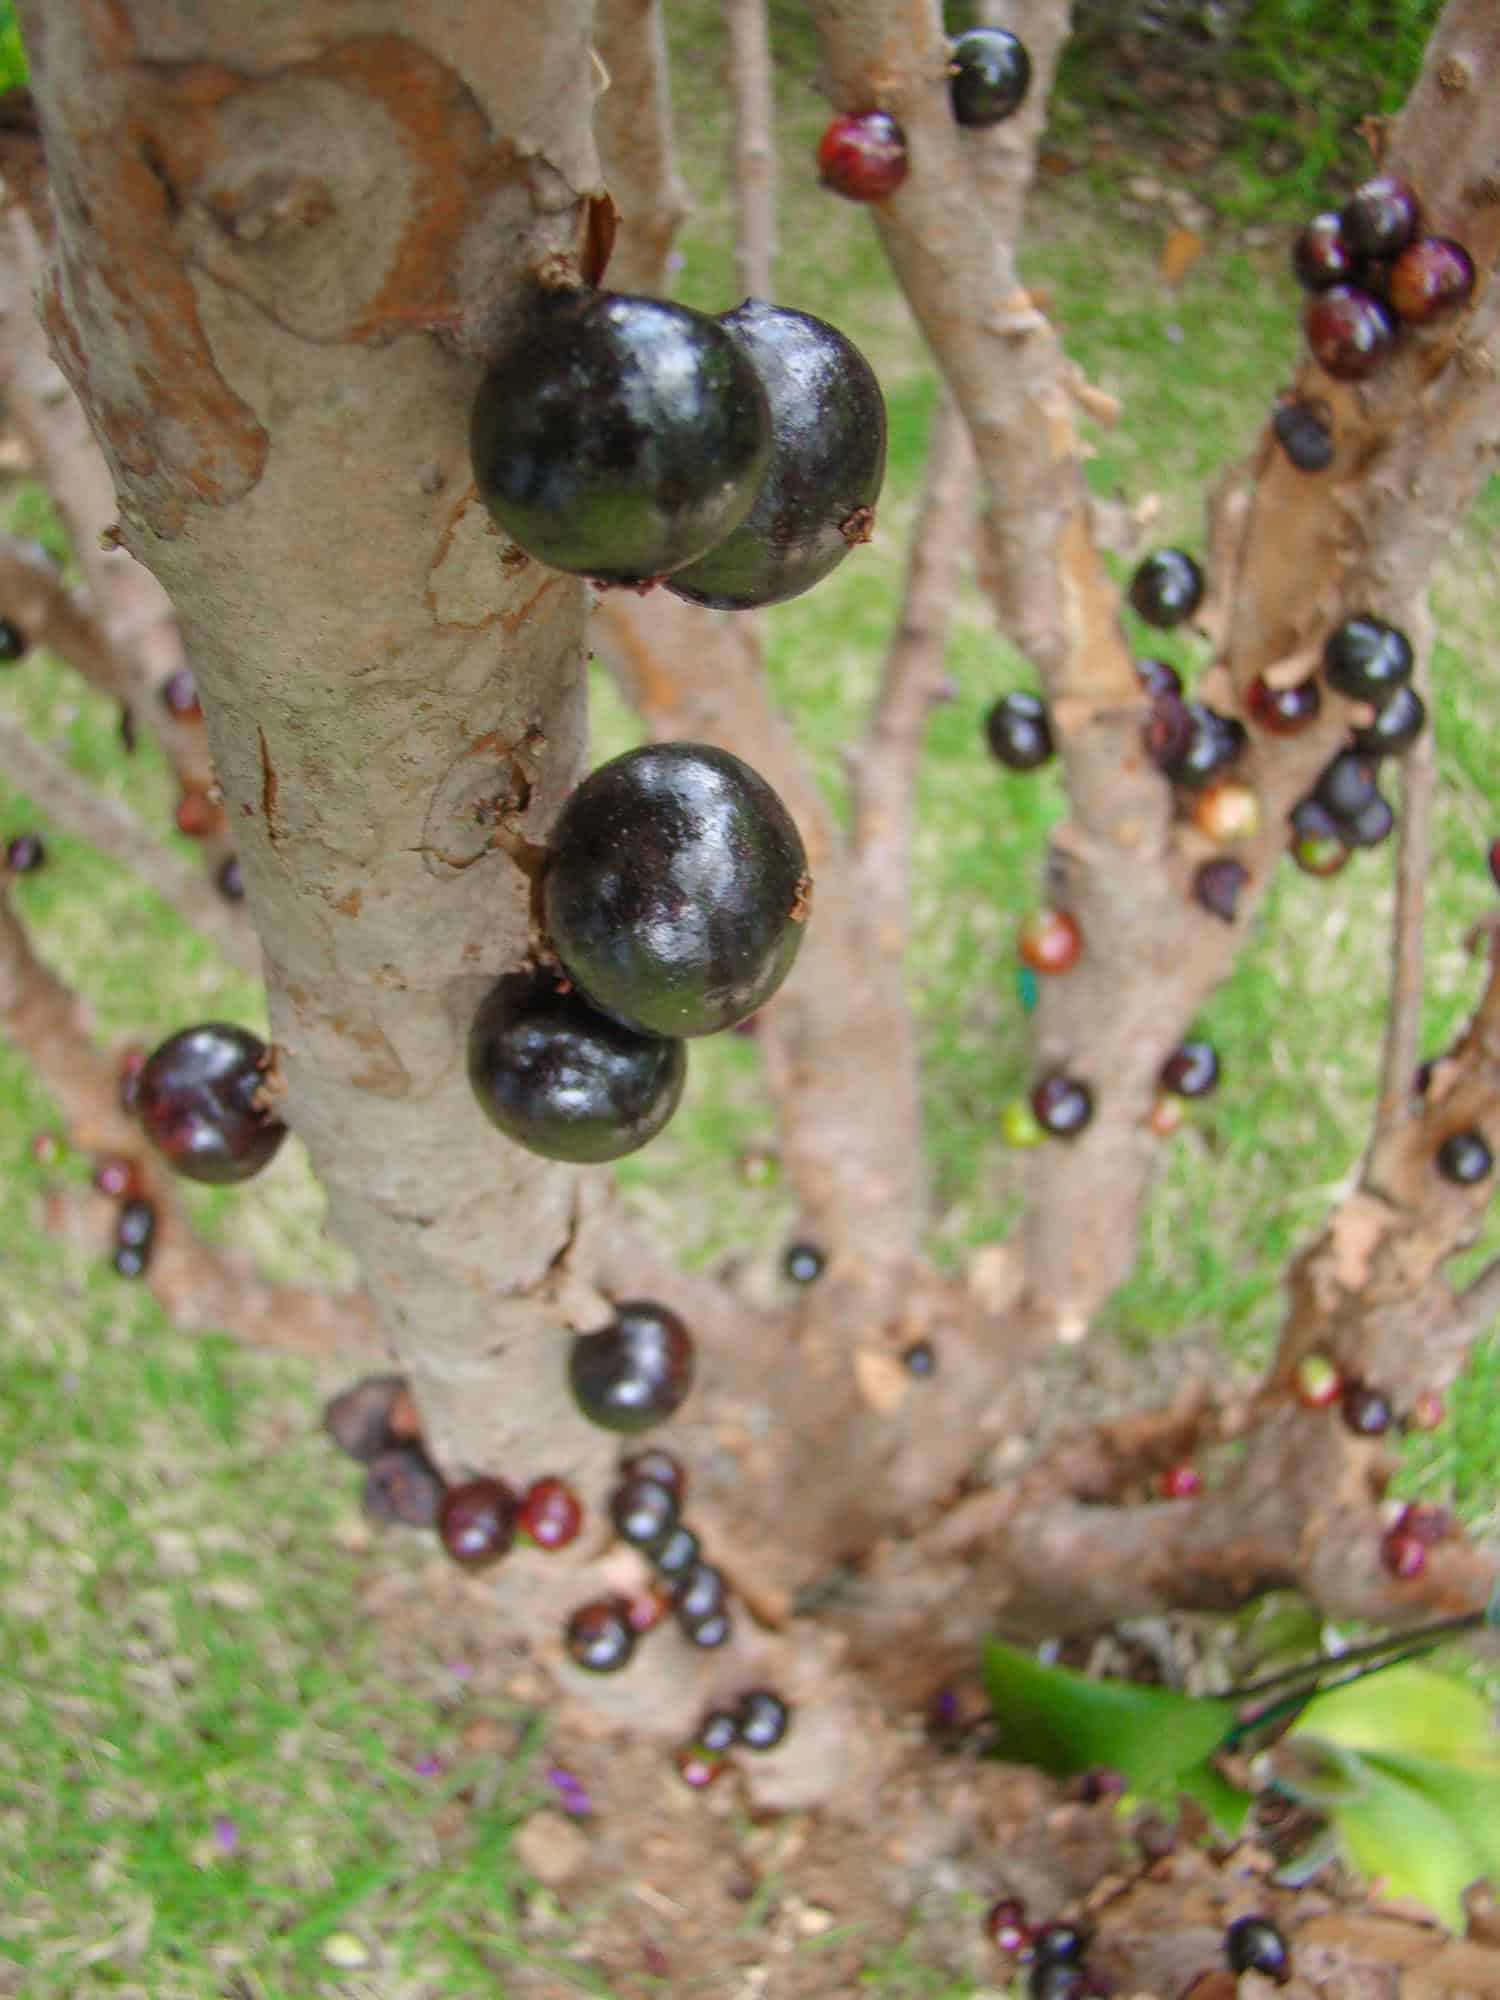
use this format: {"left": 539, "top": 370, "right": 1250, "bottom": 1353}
{"left": 258, "top": 727, "right": 280, "bottom": 848}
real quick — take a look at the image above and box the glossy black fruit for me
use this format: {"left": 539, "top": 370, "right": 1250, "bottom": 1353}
{"left": 1160, "top": 1040, "right": 1219, "bottom": 1099}
{"left": 1159, "top": 704, "right": 1247, "bottom": 791}
{"left": 1341, "top": 175, "right": 1421, "bottom": 259}
{"left": 1226, "top": 1915, "right": 1290, "bottom": 1981}
{"left": 565, "top": 1598, "right": 637, "bottom": 1673}
{"left": 673, "top": 1560, "right": 727, "bottom": 1628}
{"left": 1292, "top": 212, "right": 1356, "bottom": 290}
{"left": 610, "top": 1474, "right": 680, "bottom": 1551}
{"left": 985, "top": 691, "right": 1054, "bottom": 771}
{"left": 111, "top": 1244, "right": 150, "bottom": 1280}
{"left": 683, "top": 1607, "right": 732, "bottom": 1649}
{"left": 666, "top": 300, "right": 887, "bottom": 610}
{"left": 817, "top": 111, "right": 909, "bottom": 202}
{"left": 1437, "top": 1129, "right": 1492, "bottom": 1185}
{"left": 438, "top": 1477, "right": 520, "bottom": 1569}
{"left": 1030, "top": 1073, "right": 1093, "bottom": 1139}
{"left": 5, "top": 832, "right": 45, "bottom": 873}
{"left": 1247, "top": 674, "right": 1321, "bottom": 735}
{"left": 1341, "top": 1382, "right": 1392, "bottom": 1437}
{"left": 621, "top": 1448, "right": 686, "bottom": 1500}
{"left": 902, "top": 1340, "right": 937, "bottom": 1377}
{"left": 471, "top": 290, "right": 771, "bottom": 584}
{"left": 216, "top": 855, "right": 246, "bottom": 902}
{"left": 467, "top": 974, "right": 685, "bottom": 1164}
{"left": 1142, "top": 688, "right": 1194, "bottom": 773}
{"left": 948, "top": 28, "right": 1032, "bottom": 127}
{"left": 697, "top": 1709, "right": 740, "bottom": 1754}
{"left": 1194, "top": 857, "right": 1248, "bottom": 922}
{"left": 362, "top": 1445, "right": 446, "bottom": 1528}
{"left": 1313, "top": 751, "right": 1378, "bottom": 825}
{"left": 1352, "top": 683, "right": 1425, "bottom": 758}
{"left": 1272, "top": 397, "right": 1335, "bottom": 472}
{"left": 137, "top": 1023, "right": 286, "bottom": 1185}
{"left": 782, "top": 1240, "right": 825, "bottom": 1285}
{"left": 115, "top": 1196, "right": 157, "bottom": 1251}
{"left": 1135, "top": 657, "right": 1183, "bottom": 700}
{"left": 736, "top": 1689, "right": 791, "bottom": 1751}
{"left": 652, "top": 1524, "right": 701, "bottom": 1579}
{"left": 1128, "top": 549, "right": 1204, "bottom": 629}
{"left": 0, "top": 618, "right": 27, "bottom": 662}
{"left": 544, "top": 742, "right": 809, "bottom": 1039}
{"left": 1033, "top": 1922, "right": 1090, "bottom": 1966}
{"left": 1343, "top": 792, "right": 1395, "bottom": 849}
{"left": 1303, "top": 287, "right": 1397, "bottom": 382}
{"left": 1323, "top": 615, "right": 1413, "bottom": 705}
{"left": 569, "top": 1300, "right": 695, "bottom": 1434}
{"left": 1029, "top": 1968, "right": 1088, "bottom": 2000}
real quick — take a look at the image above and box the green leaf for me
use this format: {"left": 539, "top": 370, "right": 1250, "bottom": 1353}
{"left": 1176, "top": 1758, "right": 1255, "bottom": 1837}
{"left": 1362, "top": 1751, "right": 1500, "bottom": 1886}
{"left": 981, "top": 1640, "right": 1236, "bottom": 1799}
{"left": 1263, "top": 1733, "right": 1371, "bottom": 1808}
{"left": 1294, "top": 1746, "right": 1489, "bottom": 1934}
{"left": 1290, "top": 1664, "right": 1500, "bottom": 1769}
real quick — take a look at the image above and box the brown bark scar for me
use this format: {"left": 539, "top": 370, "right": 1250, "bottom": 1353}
{"left": 258, "top": 726, "right": 280, "bottom": 847}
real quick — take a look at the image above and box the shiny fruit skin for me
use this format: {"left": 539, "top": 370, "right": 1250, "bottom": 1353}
{"left": 5, "top": 832, "right": 44, "bottom": 872}
{"left": 621, "top": 1448, "right": 686, "bottom": 1501}
{"left": 1248, "top": 674, "right": 1321, "bottom": 735}
{"left": 470, "top": 291, "right": 771, "bottom": 584}
{"left": 948, "top": 28, "right": 1032, "bottom": 127}
{"left": 985, "top": 691, "right": 1054, "bottom": 771}
{"left": 1033, "top": 1922, "right": 1090, "bottom": 1966}
{"left": 1382, "top": 1530, "right": 1428, "bottom": 1580}
{"left": 566, "top": 1598, "right": 637, "bottom": 1673}
{"left": 438, "top": 1477, "right": 520, "bottom": 1569}
{"left": 1272, "top": 397, "right": 1335, "bottom": 471}
{"left": 1030, "top": 1073, "right": 1093, "bottom": 1139}
{"left": 1437, "top": 1128, "right": 1492, "bottom": 1185}
{"left": 1352, "top": 683, "right": 1425, "bottom": 758}
{"left": 1344, "top": 792, "right": 1395, "bottom": 849}
{"left": 569, "top": 1300, "right": 695, "bottom": 1434}
{"left": 1292, "top": 212, "right": 1356, "bottom": 290}
{"left": 93, "top": 1155, "right": 143, "bottom": 1200}
{"left": 1194, "top": 858, "right": 1248, "bottom": 922}
{"left": 1388, "top": 235, "right": 1476, "bottom": 324}
{"left": 1303, "top": 286, "right": 1397, "bottom": 382}
{"left": 1143, "top": 689, "right": 1194, "bottom": 773}
{"left": 1323, "top": 615, "right": 1413, "bottom": 705}
{"left": 1128, "top": 548, "right": 1204, "bottom": 628}
{"left": 667, "top": 300, "right": 887, "bottom": 610}
{"left": 985, "top": 1899, "right": 1031, "bottom": 1954}
{"left": 518, "top": 1476, "right": 583, "bottom": 1551}
{"left": 115, "top": 1196, "right": 157, "bottom": 1251}
{"left": 672, "top": 1560, "right": 727, "bottom": 1628}
{"left": 0, "top": 618, "right": 28, "bottom": 662}
{"left": 137, "top": 1023, "right": 286, "bottom": 1185}
{"left": 363, "top": 1445, "right": 446, "bottom": 1528}
{"left": 736, "top": 1689, "right": 790, "bottom": 1751}
{"left": 817, "top": 111, "right": 908, "bottom": 202}
{"left": 610, "top": 1474, "right": 680, "bottom": 1551}
{"left": 111, "top": 1244, "right": 149, "bottom": 1280}
{"left": 1314, "top": 752, "right": 1378, "bottom": 823}
{"left": 544, "top": 742, "right": 809, "bottom": 1040}
{"left": 652, "top": 1524, "right": 701, "bottom": 1578}
{"left": 697, "top": 1709, "right": 740, "bottom": 1755}
{"left": 216, "top": 856, "right": 245, "bottom": 901}
{"left": 1160, "top": 1039, "right": 1220, "bottom": 1099}
{"left": 160, "top": 669, "right": 202, "bottom": 721}
{"left": 1192, "top": 778, "right": 1260, "bottom": 844}
{"left": 783, "top": 1240, "right": 825, "bottom": 1284}
{"left": 1341, "top": 175, "right": 1421, "bottom": 258}
{"left": 1156, "top": 1461, "right": 1202, "bottom": 1499}
{"left": 1136, "top": 657, "right": 1183, "bottom": 700}
{"left": 1160, "top": 704, "right": 1246, "bottom": 790}
{"left": 1017, "top": 909, "right": 1081, "bottom": 975}
{"left": 467, "top": 975, "right": 685, "bottom": 1165}
{"left": 1225, "top": 1916, "right": 1289, "bottom": 1981}
{"left": 1342, "top": 1382, "right": 1392, "bottom": 1437}
{"left": 683, "top": 1607, "right": 732, "bottom": 1648}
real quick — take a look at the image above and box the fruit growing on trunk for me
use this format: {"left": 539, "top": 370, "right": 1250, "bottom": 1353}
{"left": 947, "top": 27, "right": 1032, "bottom": 127}
{"left": 1017, "top": 908, "right": 1082, "bottom": 975}
{"left": 5, "top": 832, "right": 45, "bottom": 872}
{"left": 363, "top": 1445, "right": 446, "bottom": 1528}
{"left": 1437, "top": 1128, "right": 1492, "bottom": 1185}
{"left": 1272, "top": 397, "right": 1335, "bottom": 472}
{"left": 1160, "top": 1040, "right": 1220, "bottom": 1099}
{"left": 1387, "top": 235, "right": 1476, "bottom": 323}
{"left": 1247, "top": 674, "right": 1321, "bottom": 735}
{"left": 136, "top": 1023, "right": 286, "bottom": 1184}
{"left": 470, "top": 291, "right": 771, "bottom": 583}
{"left": 518, "top": 1477, "right": 583, "bottom": 1551}
{"left": 609, "top": 1474, "right": 680, "bottom": 1552}
{"left": 569, "top": 1300, "right": 695, "bottom": 1433}
{"left": 816, "top": 111, "right": 908, "bottom": 202}
{"left": 736, "top": 1688, "right": 791, "bottom": 1750}
{"left": 565, "top": 1599, "right": 637, "bottom": 1673}
{"left": 1341, "top": 174, "right": 1422, "bottom": 258}
{"left": 985, "top": 690, "right": 1054, "bottom": 770}
{"left": 1225, "top": 1916, "right": 1290, "bottom": 1981}
{"left": 438, "top": 1477, "right": 521, "bottom": 1569}
{"left": 544, "top": 743, "right": 809, "bottom": 1039}
{"left": 1158, "top": 704, "right": 1246, "bottom": 790}
{"left": 1031, "top": 1073, "right": 1094, "bottom": 1139}
{"left": 782, "top": 1240, "right": 826, "bottom": 1284}
{"left": 1292, "top": 212, "right": 1356, "bottom": 290}
{"left": 1303, "top": 287, "right": 1397, "bottom": 381}
{"left": 1193, "top": 857, "right": 1249, "bottom": 921}
{"left": 1128, "top": 548, "right": 1204, "bottom": 628}
{"left": 1323, "top": 615, "right": 1413, "bottom": 705}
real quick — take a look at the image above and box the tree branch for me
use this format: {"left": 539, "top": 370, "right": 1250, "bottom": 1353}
{"left": 1372, "top": 618, "right": 1437, "bottom": 1141}
{"left": 725, "top": 0, "right": 775, "bottom": 301}
{"left": 592, "top": 0, "right": 690, "bottom": 294}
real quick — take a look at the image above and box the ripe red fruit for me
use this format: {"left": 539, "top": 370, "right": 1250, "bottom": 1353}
{"left": 1381, "top": 1530, "right": 1428, "bottom": 1580}
{"left": 1156, "top": 1462, "right": 1203, "bottom": 1500}
{"left": 1303, "top": 286, "right": 1397, "bottom": 382}
{"left": 1341, "top": 175, "right": 1421, "bottom": 259}
{"left": 984, "top": 1898, "right": 1031, "bottom": 1953}
{"left": 674, "top": 1744, "right": 727, "bottom": 1789}
{"left": 175, "top": 786, "right": 224, "bottom": 839}
{"left": 1030, "top": 1072, "right": 1094, "bottom": 1139}
{"left": 1388, "top": 235, "right": 1476, "bottom": 324}
{"left": 1247, "top": 674, "right": 1321, "bottom": 735}
{"left": 1017, "top": 908, "right": 1082, "bottom": 975}
{"left": 569, "top": 1300, "right": 695, "bottom": 1434}
{"left": 1393, "top": 1501, "right": 1453, "bottom": 1545}
{"left": 438, "top": 1477, "right": 520, "bottom": 1569}
{"left": 92, "top": 1154, "right": 144, "bottom": 1200}
{"left": 816, "top": 111, "right": 908, "bottom": 202}
{"left": 565, "top": 1598, "right": 637, "bottom": 1673}
{"left": 137, "top": 1023, "right": 287, "bottom": 1184}
{"left": 518, "top": 1476, "right": 583, "bottom": 1551}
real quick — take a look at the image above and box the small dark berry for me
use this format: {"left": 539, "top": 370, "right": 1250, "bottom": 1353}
{"left": 216, "top": 855, "right": 245, "bottom": 902}
{"left": 1437, "top": 1128, "right": 1492, "bottom": 1185}
{"left": 1323, "top": 615, "right": 1413, "bottom": 706}
{"left": 565, "top": 1598, "right": 637, "bottom": 1673}
{"left": 1193, "top": 857, "right": 1249, "bottom": 922}
{"left": 1225, "top": 1914, "right": 1290, "bottom": 1981}
{"left": 1314, "top": 751, "right": 1379, "bottom": 824}
{"left": 111, "top": 1244, "right": 149, "bottom": 1279}
{"left": 1129, "top": 548, "right": 1204, "bottom": 629}
{"left": 902, "top": 1340, "right": 937, "bottom": 1378}
{"left": 1343, "top": 791, "right": 1395, "bottom": 849}
{"left": 1033, "top": 1921, "right": 1090, "bottom": 1966}
{"left": 682, "top": 1607, "right": 732, "bottom": 1649}
{"left": 114, "top": 1196, "right": 157, "bottom": 1251}
{"left": 569, "top": 1300, "right": 695, "bottom": 1434}
{"left": 1030, "top": 1073, "right": 1093, "bottom": 1139}
{"left": 1341, "top": 174, "right": 1421, "bottom": 258}
{"left": 1342, "top": 1382, "right": 1393, "bottom": 1437}
{"left": 323, "top": 1374, "right": 409, "bottom": 1463}
{"left": 817, "top": 110, "right": 908, "bottom": 203}
{"left": 518, "top": 1475, "right": 583, "bottom": 1551}
{"left": 1029, "top": 1969, "right": 1087, "bottom": 2000}
{"left": 1292, "top": 212, "right": 1357, "bottom": 290}
{"left": 160, "top": 669, "right": 203, "bottom": 722}
{"left": 1247, "top": 674, "right": 1321, "bottom": 735}
{"left": 985, "top": 691, "right": 1054, "bottom": 771}
{"left": 1072, "top": 1766, "right": 1125, "bottom": 1804}
{"left": 1142, "top": 689, "right": 1194, "bottom": 772}
{"left": 610, "top": 1474, "right": 680, "bottom": 1551}
{"left": 1388, "top": 235, "right": 1476, "bottom": 324}
{"left": 1290, "top": 797, "right": 1351, "bottom": 877}
{"left": 362, "top": 1445, "right": 446, "bottom": 1529}
{"left": 1272, "top": 397, "right": 1335, "bottom": 472}
{"left": 736, "top": 1688, "right": 790, "bottom": 1751}
{"left": 1303, "top": 286, "right": 1397, "bottom": 381}
{"left": 672, "top": 1560, "right": 727, "bottom": 1627}
{"left": 984, "top": 1898, "right": 1031, "bottom": 1953}
{"left": 948, "top": 28, "right": 1032, "bottom": 127}
{"left": 621, "top": 1448, "right": 686, "bottom": 1501}
{"left": 1159, "top": 704, "right": 1246, "bottom": 790}
{"left": 1017, "top": 909, "right": 1082, "bottom": 975}
{"left": 137, "top": 1023, "right": 286, "bottom": 1185}
{"left": 652, "top": 1524, "right": 702, "bottom": 1579}
{"left": 0, "top": 618, "right": 28, "bottom": 662}
{"left": 1135, "top": 656, "right": 1183, "bottom": 700}
{"left": 1352, "top": 683, "right": 1425, "bottom": 758}
{"left": 1394, "top": 1501, "right": 1454, "bottom": 1545}
{"left": 438, "top": 1477, "right": 520, "bottom": 1569}
{"left": 696, "top": 1709, "right": 740, "bottom": 1755}
{"left": 783, "top": 1240, "right": 825, "bottom": 1285}
{"left": 93, "top": 1155, "right": 144, "bottom": 1200}
{"left": 1160, "top": 1040, "right": 1219, "bottom": 1099}
{"left": 5, "top": 832, "right": 45, "bottom": 873}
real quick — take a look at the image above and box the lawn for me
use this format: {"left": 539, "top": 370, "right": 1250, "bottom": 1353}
{"left": 1, "top": 2, "right": 1496, "bottom": 1994}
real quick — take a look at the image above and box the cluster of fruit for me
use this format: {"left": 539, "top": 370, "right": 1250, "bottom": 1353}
{"left": 1294, "top": 1352, "right": 1445, "bottom": 1450}
{"left": 1295, "top": 174, "right": 1475, "bottom": 384}
{"left": 817, "top": 28, "right": 1033, "bottom": 203}
{"left": 987, "top": 1901, "right": 1289, "bottom": 1993}
{"left": 1380, "top": 1499, "right": 1455, "bottom": 1582}
{"left": 1286, "top": 614, "right": 1422, "bottom": 875}
{"left": 472, "top": 292, "right": 885, "bottom": 610}
{"left": 674, "top": 1687, "right": 791, "bottom": 1789}
{"left": 90, "top": 1154, "right": 156, "bottom": 1279}
{"left": 468, "top": 741, "right": 809, "bottom": 1164}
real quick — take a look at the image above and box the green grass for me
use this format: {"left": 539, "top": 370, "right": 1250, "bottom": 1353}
{"left": 3, "top": 2, "right": 1499, "bottom": 1992}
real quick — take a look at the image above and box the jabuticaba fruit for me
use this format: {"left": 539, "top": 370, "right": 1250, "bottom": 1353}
{"left": 470, "top": 290, "right": 772, "bottom": 584}
{"left": 543, "top": 742, "right": 810, "bottom": 1038}
{"left": 665, "top": 300, "right": 887, "bottom": 610}
{"left": 467, "top": 975, "right": 686, "bottom": 1163}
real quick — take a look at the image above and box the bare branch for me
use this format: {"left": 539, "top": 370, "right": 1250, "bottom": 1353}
{"left": 1454, "top": 1253, "right": 1500, "bottom": 1351}
{"left": 1372, "top": 625, "right": 1437, "bottom": 1141}
{"left": 0, "top": 530, "right": 118, "bottom": 684}
{"left": 592, "top": 0, "right": 691, "bottom": 294}
{"left": 725, "top": 0, "right": 776, "bottom": 301}
{"left": 0, "top": 711, "right": 259, "bottom": 976}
